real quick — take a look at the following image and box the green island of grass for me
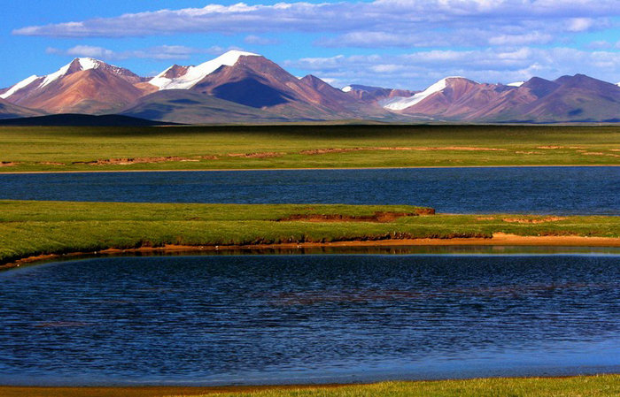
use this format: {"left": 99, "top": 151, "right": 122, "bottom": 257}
{"left": 1, "top": 375, "right": 619, "bottom": 397}
{"left": 2, "top": 200, "right": 620, "bottom": 268}
{"left": 0, "top": 124, "right": 619, "bottom": 172}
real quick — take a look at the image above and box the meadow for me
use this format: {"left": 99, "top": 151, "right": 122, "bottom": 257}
{"left": 1, "top": 375, "right": 619, "bottom": 397}
{"left": 0, "top": 124, "right": 619, "bottom": 172}
{"left": 2, "top": 200, "right": 620, "bottom": 267}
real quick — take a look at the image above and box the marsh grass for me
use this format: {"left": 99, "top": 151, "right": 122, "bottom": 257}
{"left": 189, "top": 376, "right": 620, "bottom": 397}
{"left": 0, "top": 124, "right": 619, "bottom": 172}
{"left": 1, "top": 201, "right": 619, "bottom": 265}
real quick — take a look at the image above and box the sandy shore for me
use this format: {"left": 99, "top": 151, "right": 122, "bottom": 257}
{"left": 3, "top": 233, "right": 620, "bottom": 271}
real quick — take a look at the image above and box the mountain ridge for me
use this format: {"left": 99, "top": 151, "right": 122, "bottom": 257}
{"left": 3, "top": 51, "right": 620, "bottom": 123}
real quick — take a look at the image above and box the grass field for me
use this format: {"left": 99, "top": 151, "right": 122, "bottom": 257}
{"left": 1, "top": 124, "right": 619, "bottom": 172}
{"left": 1, "top": 375, "right": 619, "bottom": 397}
{"left": 2, "top": 200, "right": 619, "bottom": 266}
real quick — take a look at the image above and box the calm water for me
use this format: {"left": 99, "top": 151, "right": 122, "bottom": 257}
{"left": 1, "top": 254, "right": 619, "bottom": 386}
{"left": 1, "top": 167, "right": 619, "bottom": 214}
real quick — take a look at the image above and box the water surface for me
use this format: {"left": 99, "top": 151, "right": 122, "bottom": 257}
{"left": 1, "top": 254, "right": 619, "bottom": 386}
{"left": 1, "top": 167, "right": 619, "bottom": 214}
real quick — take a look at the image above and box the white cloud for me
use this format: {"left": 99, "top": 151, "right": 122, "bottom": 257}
{"left": 46, "top": 45, "right": 232, "bottom": 61}
{"left": 287, "top": 47, "right": 620, "bottom": 89}
{"left": 488, "top": 32, "right": 554, "bottom": 46}
{"left": 567, "top": 18, "right": 595, "bottom": 32}
{"left": 12, "top": 0, "right": 620, "bottom": 50}
{"left": 244, "top": 35, "right": 280, "bottom": 45}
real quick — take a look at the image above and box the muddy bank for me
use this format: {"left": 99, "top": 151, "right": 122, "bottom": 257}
{"left": 3, "top": 233, "right": 620, "bottom": 271}
{"left": 277, "top": 209, "right": 435, "bottom": 223}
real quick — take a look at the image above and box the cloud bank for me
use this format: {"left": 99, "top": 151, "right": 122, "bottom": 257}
{"left": 289, "top": 47, "right": 620, "bottom": 89}
{"left": 46, "top": 45, "right": 235, "bottom": 61}
{"left": 13, "top": 0, "right": 620, "bottom": 89}
{"left": 13, "top": 0, "right": 618, "bottom": 49}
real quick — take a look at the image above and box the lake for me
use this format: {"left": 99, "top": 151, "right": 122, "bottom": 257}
{"left": 1, "top": 254, "right": 619, "bottom": 386}
{"left": 1, "top": 166, "right": 619, "bottom": 214}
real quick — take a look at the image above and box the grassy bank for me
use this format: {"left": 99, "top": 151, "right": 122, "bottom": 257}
{"left": 2, "top": 200, "right": 620, "bottom": 267}
{"left": 0, "top": 124, "right": 619, "bottom": 172}
{"left": 1, "top": 375, "right": 619, "bottom": 396}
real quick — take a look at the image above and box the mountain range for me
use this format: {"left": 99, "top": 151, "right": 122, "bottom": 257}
{"left": 2, "top": 50, "right": 620, "bottom": 124}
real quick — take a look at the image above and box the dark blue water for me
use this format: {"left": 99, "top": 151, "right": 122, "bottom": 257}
{"left": 1, "top": 254, "right": 619, "bottom": 386}
{"left": 1, "top": 167, "right": 619, "bottom": 214}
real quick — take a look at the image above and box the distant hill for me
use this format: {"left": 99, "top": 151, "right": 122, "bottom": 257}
{"left": 0, "top": 58, "right": 154, "bottom": 115}
{"left": 0, "top": 98, "right": 45, "bottom": 119}
{"left": 2, "top": 50, "right": 620, "bottom": 123}
{"left": 121, "top": 90, "right": 287, "bottom": 124}
{"left": 0, "top": 114, "right": 176, "bottom": 126}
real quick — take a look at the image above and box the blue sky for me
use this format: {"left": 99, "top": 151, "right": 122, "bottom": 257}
{"left": 3, "top": 0, "right": 620, "bottom": 90}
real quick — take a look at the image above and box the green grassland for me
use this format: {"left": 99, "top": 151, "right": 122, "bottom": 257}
{"left": 1, "top": 200, "right": 619, "bottom": 266}
{"left": 0, "top": 124, "right": 619, "bottom": 172}
{"left": 191, "top": 376, "right": 620, "bottom": 397}
{"left": 1, "top": 376, "right": 619, "bottom": 397}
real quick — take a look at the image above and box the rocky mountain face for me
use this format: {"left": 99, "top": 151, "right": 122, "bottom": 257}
{"left": 2, "top": 51, "right": 620, "bottom": 123}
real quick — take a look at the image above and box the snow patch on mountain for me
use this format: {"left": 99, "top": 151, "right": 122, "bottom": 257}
{"left": 381, "top": 77, "right": 462, "bottom": 111}
{"left": 0, "top": 75, "right": 41, "bottom": 99}
{"left": 151, "top": 50, "right": 260, "bottom": 90}
{"left": 78, "top": 58, "right": 101, "bottom": 71}
{"left": 1, "top": 58, "right": 131, "bottom": 99}
{"left": 342, "top": 86, "right": 352, "bottom": 93}
{"left": 508, "top": 81, "right": 524, "bottom": 87}
{"left": 40, "top": 63, "right": 72, "bottom": 88}
{"left": 40, "top": 58, "right": 102, "bottom": 88}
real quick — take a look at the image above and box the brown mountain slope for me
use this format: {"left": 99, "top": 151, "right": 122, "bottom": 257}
{"left": 0, "top": 98, "right": 45, "bottom": 119}
{"left": 2, "top": 58, "right": 152, "bottom": 114}
{"left": 344, "top": 84, "right": 416, "bottom": 103}
{"left": 398, "top": 78, "right": 514, "bottom": 119}
{"left": 187, "top": 55, "right": 389, "bottom": 120}
{"left": 15, "top": 69, "right": 147, "bottom": 114}
{"left": 385, "top": 74, "right": 620, "bottom": 123}
{"left": 481, "top": 75, "right": 620, "bottom": 122}
{"left": 121, "top": 90, "right": 287, "bottom": 124}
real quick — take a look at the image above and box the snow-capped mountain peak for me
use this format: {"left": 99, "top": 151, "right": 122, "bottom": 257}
{"left": 342, "top": 86, "right": 353, "bottom": 93}
{"left": 40, "top": 63, "right": 73, "bottom": 88}
{"left": 508, "top": 81, "right": 525, "bottom": 87}
{"left": 151, "top": 50, "right": 260, "bottom": 90}
{"left": 0, "top": 57, "right": 143, "bottom": 109}
{"left": 381, "top": 76, "right": 463, "bottom": 111}
{"left": 40, "top": 58, "right": 107, "bottom": 88}
{"left": 0, "top": 75, "right": 41, "bottom": 99}
{"left": 78, "top": 57, "right": 101, "bottom": 71}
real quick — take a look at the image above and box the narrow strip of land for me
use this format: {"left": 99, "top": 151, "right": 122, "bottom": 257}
{"left": 2, "top": 201, "right": 620, "bottom": 269}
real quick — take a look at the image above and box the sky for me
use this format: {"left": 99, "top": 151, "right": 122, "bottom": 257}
{"left": 3, "top": 0, "right": 620, "bottom": 90}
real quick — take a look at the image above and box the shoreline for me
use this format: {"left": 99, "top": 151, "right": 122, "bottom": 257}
{"left": 1, "top": 163, "right": 620, "bottom": 175}
{"left": 0, "top": 374, "right": 619, "bottom": 396}
{"left": 3, "top": 233, "right": 620, "bottom": 270}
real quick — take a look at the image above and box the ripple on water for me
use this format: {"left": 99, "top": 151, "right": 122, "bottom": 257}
{"left": 0, "top": 254, "right": 619, "bottom": 385}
